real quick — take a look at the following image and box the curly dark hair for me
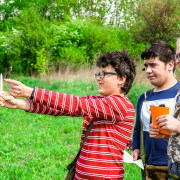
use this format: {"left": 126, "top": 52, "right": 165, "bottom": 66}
{"left": 96, "top": 49, "right": 136, "bottom": 95}
{"left": 141, "top": 41, "right": 176, "bottom": 72}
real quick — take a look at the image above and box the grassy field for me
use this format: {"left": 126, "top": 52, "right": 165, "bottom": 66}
{"left": 0, "top": 75, "right": 152, "bottom": 179}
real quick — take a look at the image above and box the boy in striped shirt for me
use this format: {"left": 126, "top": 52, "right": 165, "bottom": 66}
{"left": 0, "top": 50, "right": 136, "bottom": 179}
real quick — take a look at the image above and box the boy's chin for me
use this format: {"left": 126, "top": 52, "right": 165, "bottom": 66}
{"left": 98, "top": 90, "right": 108, "bottom": 97}
{"left": 98, "top": 89, "right": 104, "bottom": 95}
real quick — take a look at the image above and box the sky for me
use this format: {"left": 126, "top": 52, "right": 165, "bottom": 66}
{"left": 0, "top": 0, "right": 5, "bottom": 4}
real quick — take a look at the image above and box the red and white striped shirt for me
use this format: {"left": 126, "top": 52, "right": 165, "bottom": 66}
{"left": 27, "top": 88, "right": 135, "bottom": 180}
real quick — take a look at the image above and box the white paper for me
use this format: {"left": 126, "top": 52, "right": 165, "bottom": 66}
{"left": 123, "top": 151, "right": 144, "bottom": 170}
{"left": 0, "top": 73, "right": 2, "bottom": 94}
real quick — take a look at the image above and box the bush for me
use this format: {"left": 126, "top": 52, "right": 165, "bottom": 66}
{"left": 4, "top": 13, "right": 142, "bottom": 74}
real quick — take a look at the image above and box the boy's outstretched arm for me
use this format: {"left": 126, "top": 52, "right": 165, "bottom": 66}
{"left": 0, "top": 92, "right": 30, "bottom": 111}
{"left": 4, "top": 79, "right": 33, "bottom": 98}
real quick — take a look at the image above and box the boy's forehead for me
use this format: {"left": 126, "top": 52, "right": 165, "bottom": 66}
{"left": 143, "top": 57, "right": 159, "bottom": 63}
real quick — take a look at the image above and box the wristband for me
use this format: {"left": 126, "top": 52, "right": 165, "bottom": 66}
{"left": 30, "top": 88, "right": 35, "bottom": 99}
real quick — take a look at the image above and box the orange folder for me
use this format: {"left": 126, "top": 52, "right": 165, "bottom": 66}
{"left": 150, "top": 105, "right": 170, "bottom": 136}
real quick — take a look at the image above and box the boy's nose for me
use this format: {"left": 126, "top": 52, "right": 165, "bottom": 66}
{"left": 96, "top": 76, "right": 101, "bottom": 81}
{"left": 145, "top": 66, "right": 152, "bottom": 73}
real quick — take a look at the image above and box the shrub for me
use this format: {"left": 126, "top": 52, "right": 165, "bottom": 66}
{"left": 1, "top": 3, "right": 155, "bottom": 75}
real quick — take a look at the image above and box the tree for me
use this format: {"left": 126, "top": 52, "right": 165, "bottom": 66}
{"left": 132, "top": 0, "right": 180, "bottom": 43}
{"left": 2, "top": 6, "right": 55, "bottom": 75}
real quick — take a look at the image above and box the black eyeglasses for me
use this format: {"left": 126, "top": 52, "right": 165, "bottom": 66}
{"left": 95, "top": 72, "right": 118, "bottom": 79}
{"left": 175, "top": 54, "right": 180, "bottom": 61}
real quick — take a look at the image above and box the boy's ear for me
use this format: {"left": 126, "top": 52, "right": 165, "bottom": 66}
{"left": 118, "top": 75, "right": 126, "bottom": 85}
{"left": 167, "top": 60, "right": 174, "bottom": 71}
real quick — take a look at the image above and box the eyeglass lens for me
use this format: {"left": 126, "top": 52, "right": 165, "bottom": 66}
{"left": 95, "top": 72, "right": 105, "bottom": 79}
{"left": 176, "top": 54, "right": 180, "bottom": 61}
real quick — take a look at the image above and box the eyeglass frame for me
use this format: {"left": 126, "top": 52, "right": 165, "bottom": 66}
{"left": 175, "top": 54, "right": 180, "bottom": 61}
{"left": 95, "top": 71, "right": 118, "bottom": 79}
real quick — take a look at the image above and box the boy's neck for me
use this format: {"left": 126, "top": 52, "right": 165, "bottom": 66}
{"left": 119, "top": 90, "right": 125, "bottom": 97}
{"left": 108, "top": 91, "right": 125, "bottom": 97}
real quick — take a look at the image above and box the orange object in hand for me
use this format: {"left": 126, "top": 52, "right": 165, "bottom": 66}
{"left": 150, "top": 105, "right": 171, "bottom": 136}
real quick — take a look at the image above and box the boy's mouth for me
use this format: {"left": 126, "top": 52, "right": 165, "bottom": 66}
{"left": 148, "top": 75, "right": 155, "bottom": 80}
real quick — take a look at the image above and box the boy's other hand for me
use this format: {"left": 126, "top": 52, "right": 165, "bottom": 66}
{"left": 126, "top": 138, "right": 133, "bottom": 150}
{"left": 4, "top": 79, "right": 33, "bottom": 99}
{"left": 131, "top": 149, "right": 140, "bottom": 161}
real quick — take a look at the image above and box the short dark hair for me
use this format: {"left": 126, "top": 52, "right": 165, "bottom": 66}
{"left": 96, "top": 49, "right": 136, "bottom": 95}
{"left": 141, "top": 41, "right": 176, "bottom": 72}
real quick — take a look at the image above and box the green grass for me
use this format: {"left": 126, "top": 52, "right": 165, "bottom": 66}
{"left": 0, "top": 77, "right": 149, "bottom": 179}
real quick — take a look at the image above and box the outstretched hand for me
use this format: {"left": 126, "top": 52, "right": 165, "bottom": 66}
{"left": 4, "top": 79, "right": 33, "bottom": 98}
{"left": 0, "top": 91, "right": 31, "bottom": 111}
{"left": 0, "top": 91, "right": 18, "bottom": 109}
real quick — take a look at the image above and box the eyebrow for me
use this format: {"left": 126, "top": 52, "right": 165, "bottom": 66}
{"left": 144, "top": 62, "right": 156, "bottom": 66}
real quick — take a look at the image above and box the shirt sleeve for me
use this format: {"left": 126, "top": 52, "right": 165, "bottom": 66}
{"left": 27, "top": 99, "right": 80, "bottom": 116}
{"left": 133, "top": 94, "right": 144, "bottom": 150}
{"left": 27, "top": 88, "right": 129, "bottom": 122}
